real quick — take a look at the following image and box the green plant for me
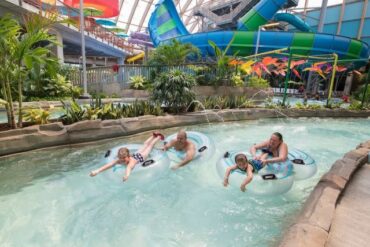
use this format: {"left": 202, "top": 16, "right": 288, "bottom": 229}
{"left": 247, "top": 76, "right": 270, "bottom": 89}
{"left": 60, "top": 100, "right": 85, "bottom": 125}
{"left": 147, "top": 39, "right": 200, "bottom": 66}
{"left": 23, "top": 108, "right": 50, "bottom": 125}
{"left": 208, "top": 36, "right": 237, "bottom": 85}
{"left": 348, "top": 100, "right": 364, "bottom": 110}
{"left": 152, "top": 70, "right": 196, "bottom": 113}
{"left": 129, "top": 75, "right": 146, "bottom": 90}
{"left": 231, "top": 74, "right": 244, "bottom": 87}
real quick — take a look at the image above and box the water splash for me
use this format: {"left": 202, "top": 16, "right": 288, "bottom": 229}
{"left": 186, "top": 100, "right": 225, "bottom": 123}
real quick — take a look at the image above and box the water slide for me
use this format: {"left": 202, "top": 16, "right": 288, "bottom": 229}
{"left": 127, "top": 52, "right": 145, "bottom": 63}
{"left": 272, "top": 13, "right": 312, "bottom": 32}
{"left": 148, "top": 0, "right": 369, "bottom": 63}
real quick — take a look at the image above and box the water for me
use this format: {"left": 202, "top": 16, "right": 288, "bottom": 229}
{"left": 0, "top": 118, "right": 369, "bottom": 246}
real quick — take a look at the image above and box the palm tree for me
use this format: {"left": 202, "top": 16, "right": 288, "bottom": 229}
{"left": 0, "top": 13, "right": 59, "bottom": 128}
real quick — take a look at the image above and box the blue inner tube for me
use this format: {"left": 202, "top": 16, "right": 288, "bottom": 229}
{"left": 216, "top": 150, "right": 294, "bottom": 196}
{"left": 288, "top": 148, "right": 317, "bottom": 180}
{"left": 164, "top": 131, "right": 214, "bottom": 163}
{"left": 104, "top": 144, "right": 170, "bottom": 183}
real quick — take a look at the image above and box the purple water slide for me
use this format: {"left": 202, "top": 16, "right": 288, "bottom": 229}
{"left": 130, "top": 32, "right": 151, "bottom": 42}
{"left": 128, "top": 38, "right": 154, "bottom": 47}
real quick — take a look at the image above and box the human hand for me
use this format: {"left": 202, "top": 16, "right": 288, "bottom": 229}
{"left": 89, "top": 170, "right": 99, "bottom": 177}
{"left": 223, "top": 178, "right": 229, "bottom": 187}
{"left": 122, "top": 176, "right": 128, "bottom": 182}
{"left": 171, "top": 165, "right": 179, "bottom": 170}
{"left": 240, "top": 184, "right": 246, "bottom": 192}
{"left": 261, "top": 159, "right": 268, "bottom": 166}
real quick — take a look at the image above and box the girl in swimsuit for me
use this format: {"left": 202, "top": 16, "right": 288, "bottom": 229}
{"left": 223, "top": 154, "right": 266, "bottom": 192}
{"left": 89, "top": 132, "right": 164, "bottom": 181}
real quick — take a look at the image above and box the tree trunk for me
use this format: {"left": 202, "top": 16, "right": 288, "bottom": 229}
{"left": 1, "top": 80, "right": 11, "bottom": 126}
{"left": 17, "top": 77, "right": 23, "bottom": 128}
{"left": 5, "top": 74, "right": 16, "bottom": 128}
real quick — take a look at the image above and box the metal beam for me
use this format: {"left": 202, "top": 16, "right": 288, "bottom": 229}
{"left": 137, "top": 0, "right": 155, "bottom": 32}
{"left": 180, "top": 0, "right": 192, "bottom": 15}
{"left": 115, "top": 0, "right": 125, "bottom": 23}
{"left": 358, "top": 0, "right": 368, "bottom": 39}
{"left": 125, "top": 0, "right": 140, "bottom": 32}
{"left": 336, "top": 0, "right": 345, "bottom": 35}
{"left": 184, "top": 0, "right": 207, "bottom": 26}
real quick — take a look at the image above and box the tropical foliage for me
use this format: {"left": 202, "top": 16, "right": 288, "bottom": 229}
{"left": 23, "top": 108, "right": 50, "bottom": 125}
{"left": 147, "top": 40, "right": 200, "bottom": 66}
{"left": 151, "top": 69, "right": 196, "bottom": 113}
{"left": 0, "top": 13, "right": 69, "bottom": 128}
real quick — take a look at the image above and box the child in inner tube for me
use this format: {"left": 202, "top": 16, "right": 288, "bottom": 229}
{"left": 89, "top": 132, "right": 164, "bottom": 181}
{"left": 223, "top": 153, "right": 267, "bottom": 192}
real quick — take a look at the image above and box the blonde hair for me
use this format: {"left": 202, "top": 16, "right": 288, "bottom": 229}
{"left": 118, "top": 147, "right": 130, "bottom": 159}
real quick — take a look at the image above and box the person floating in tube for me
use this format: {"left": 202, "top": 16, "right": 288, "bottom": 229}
{"left": 223, "top": 153, "right": 268, "bottom": 192}
{"left": 249, "top": 132, "right": 288, "bottom": 166}
{"left": 162, "top": 130, "right": 196, "bottom": 170}
{"left": 89, "top": 132, "right": 165, "bottom": 181}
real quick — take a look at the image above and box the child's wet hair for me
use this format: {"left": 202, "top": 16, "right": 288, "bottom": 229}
{"left": 235, "top": 153, "right": 248, "bottom": 163}
{"left": 118, "top": 147, "right": 129, "bottom": 158}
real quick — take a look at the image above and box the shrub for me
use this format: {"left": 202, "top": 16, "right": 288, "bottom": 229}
{"left": 151, "top": 70, "right": 196, "bottom": 113}
{"left": 247, "top": 76, "right": 270, "bottom": 89}
{"left": 23, "top": 109, "right": 50, "bottom": 125}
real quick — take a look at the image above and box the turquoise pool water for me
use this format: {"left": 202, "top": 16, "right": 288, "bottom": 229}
{"left": 0, "top": 118, "right": 369, "bottom": 246}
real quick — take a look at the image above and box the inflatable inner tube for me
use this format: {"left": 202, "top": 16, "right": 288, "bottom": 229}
{"left": 104, "top": 144, "right": 170, "bottom": 183}
{"left": 217, "top": 150, "right": 294, "bottom": 196}
{"left": 164, "top": 131, "right": 214, "bottom": 163}
{"left": 288, "top": 148, "right": 317, "bottom": 180}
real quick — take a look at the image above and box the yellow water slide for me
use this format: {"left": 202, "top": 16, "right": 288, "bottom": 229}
{"left": 126, "top": 52, "right": 144, "bottom": 63}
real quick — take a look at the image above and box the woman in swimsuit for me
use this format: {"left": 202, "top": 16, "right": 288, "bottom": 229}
{"left": 89, "top": 132, "right": 164, "bottom": 181}
{"left": 249, "top": 132, "right": 288, "bottom": 166}
{"left": 223, "top": 154, "right": 266, "bottom": 192}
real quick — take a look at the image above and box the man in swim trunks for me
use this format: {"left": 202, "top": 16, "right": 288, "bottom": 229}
{"left": 249, "top": 132, "right": 288, "bottom": 166}
{"left": 162, "top": 130, "right": 195, "bottom": 170}
{"left": 89, "top": 132, "right": 164, "bottom": 181}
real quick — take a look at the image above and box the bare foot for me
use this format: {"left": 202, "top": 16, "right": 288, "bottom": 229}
{"left": 89, "top": 170, "right": 99, "bottom": 177}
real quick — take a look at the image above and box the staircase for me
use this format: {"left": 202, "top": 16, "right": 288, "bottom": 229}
{"left": 193, "top": 0, "right": 298, "bottom": 30}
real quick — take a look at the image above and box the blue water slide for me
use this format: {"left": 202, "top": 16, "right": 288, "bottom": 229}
{"left": 148, "top": 0, "right": 189, "bottom": 47}
{"left": 148, "top": 0, "right": 369, "bottom": 63}
{"left": 273, "top": 13, "right": 313, "bottom": 32}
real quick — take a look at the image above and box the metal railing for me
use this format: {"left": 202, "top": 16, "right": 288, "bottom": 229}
{"left": 68, "top": 64, "right": 217, "bottom": 88}
{"left": 20, "top": 0, "right": 134, "bottom": 53}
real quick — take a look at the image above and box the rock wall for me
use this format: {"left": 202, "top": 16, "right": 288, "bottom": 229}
{"left": 0, "top": 108, "right": 369, "bottom": 157}
{"left": 278, "top": 141, "right": 370, "bottom": 247}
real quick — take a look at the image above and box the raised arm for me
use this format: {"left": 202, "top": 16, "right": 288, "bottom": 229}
{"left": 240, "top": 164, "right": 254, "bottom": 192}
{"left": 250, "top": 140, "right": 269, "bottom": 159}
{"left": 223, "top": 164, "right": 237, "bottom": 187}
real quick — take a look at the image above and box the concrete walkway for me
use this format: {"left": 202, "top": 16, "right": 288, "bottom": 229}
{"left": 326, "top": 163, "right": 370, "bottom": 247}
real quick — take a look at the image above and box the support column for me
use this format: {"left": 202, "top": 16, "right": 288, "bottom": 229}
{"left": 343, "top": 72, "right": 354, "bottom": 96}
{"left": 357, "top": 0, "right": 368, "bottom": 39}
{"left": 50, "top": 30, "right": 64, "bottom": 64}
{"left": 318, "top": 0, "right": 328, "bottom": 32}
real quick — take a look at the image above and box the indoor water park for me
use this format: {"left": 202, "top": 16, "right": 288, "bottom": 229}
{"left": 0, "top": 0, "right": 369, "bottom": 247}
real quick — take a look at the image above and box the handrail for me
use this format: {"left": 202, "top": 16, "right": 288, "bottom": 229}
{"left": 20, "top": 0, "right": 134, "bottom": 53}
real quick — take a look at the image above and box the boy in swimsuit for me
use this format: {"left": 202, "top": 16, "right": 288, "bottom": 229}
{"left": 89, "top": 132, "right": 164, "bottom": 181}
{"left": 223, "top": 154, "right": 266, "bottom": 192}
{"left": 250, "top": 132, "right": 288, "bottom": 166}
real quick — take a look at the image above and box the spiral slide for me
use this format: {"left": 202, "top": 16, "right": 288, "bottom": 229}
{"left": 148, "top": 0, "right": 369, "bottom": 63}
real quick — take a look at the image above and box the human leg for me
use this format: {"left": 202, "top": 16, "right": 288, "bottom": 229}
{"left": 138, "top": 136, "right": 161, "bottom": 160}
